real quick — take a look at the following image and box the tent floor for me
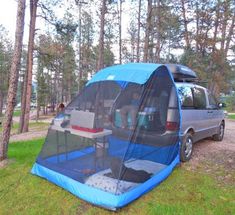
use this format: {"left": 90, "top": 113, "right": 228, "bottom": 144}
{"left": 85, "top": 159, "right": 166, "bottom": 194}
{"left": 45, "top": 151, "right": 111, "bottom": 182}
{"left": 43, "top": 150, "right": 167, "bottom": 192}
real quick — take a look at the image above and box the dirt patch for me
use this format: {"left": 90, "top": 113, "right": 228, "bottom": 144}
{"left": 13, "top": 111, "right": 54, "bottom": 124}
{"left": 0, "top": 159, "right": 14, "bottom": 169}
{"left": 76, "top": 201, "right": 92, "bottom": 214}
{"left": 184, "top": 119, "right": 235, "bottom": 185}
{"left": 9, "top": 118, "right": 51, "bottom": 142}
{"left": 30, "top": 114, "right": 55, "bottom": 121}
{"left": 0, "top": 160, "right": 8, "bottom": 168}
{"left": 10, "top": 130, "right": 48, "bottom": 142}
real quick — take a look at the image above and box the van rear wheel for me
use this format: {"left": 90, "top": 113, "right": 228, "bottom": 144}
{"left": 180, "top": 133, "right": 193, "bottom": 162}
{"left": 213, "top": 122, "right": 224, "bottom": 141}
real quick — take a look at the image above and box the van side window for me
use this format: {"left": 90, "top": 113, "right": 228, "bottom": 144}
{"left": 208, "top": 93, "right": 217, "bottom": 109}
{"left": 193, "top": 87, "right": 206, "bottom": 109}
{"left": 178, "top": 86, "right": 193, "bottom": 108}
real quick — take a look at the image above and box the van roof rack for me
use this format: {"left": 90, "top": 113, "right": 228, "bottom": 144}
{"left": 166, "top": 64, "right": 198, "bottom": 82}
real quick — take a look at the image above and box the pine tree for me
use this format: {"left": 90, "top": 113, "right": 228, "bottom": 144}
{"left": 19, "top": 0, "right": 38, "bottom": 133}
{"left": 0, "top": 0, "right": 26, "bottom": 161}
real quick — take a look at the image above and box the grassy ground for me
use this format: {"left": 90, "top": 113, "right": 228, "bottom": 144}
{"left": 0, "top": 139, "right": 235, "bottom": 215}
{"left": 0, "top": 110, "right": 21, "bottom": 119}
{"left": 228, "top": 114, "right": 235, "bottom": 120}
{"left": 13, "top": 110, "right": 21, "bottom": 117}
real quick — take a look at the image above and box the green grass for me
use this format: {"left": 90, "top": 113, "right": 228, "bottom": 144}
{"left": 0, "top": 110, "right": 21, "bottom": 119}
{"left": 228, "top": 114, "right": 235, "bottom": 120}
{"left": 13, "top": 110, "right": 21, "bottom": 117}
{"left": 0, "top": 140, "right": 235, "bottom": 215}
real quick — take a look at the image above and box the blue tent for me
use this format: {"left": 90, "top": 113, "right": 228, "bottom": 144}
{"left": 31, "top": 63, "right": 181, "bottom": 210}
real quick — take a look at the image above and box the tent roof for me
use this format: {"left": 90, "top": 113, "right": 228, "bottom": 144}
{"left": 87, "top": 63, "right": 164, "bottom": 85}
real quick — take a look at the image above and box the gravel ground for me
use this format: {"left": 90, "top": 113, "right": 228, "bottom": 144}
{"left": 190, "top": 119, "right": 235, "bottom": 158}
{"left": 191, "top": 119, "right": 235, "bottom": 157}
{"left": 185, "top": 119, "right": 235, "bottom": 185}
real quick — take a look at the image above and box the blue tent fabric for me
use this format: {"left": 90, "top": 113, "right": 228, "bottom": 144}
{"left": 31, "top": 63, "right": 182, "bottom": 210}
{"left": 87, "top": 63, "right": 163, "bottom": 85}
{"left": 31, "top": 153, "right": 179, "bottom": 210}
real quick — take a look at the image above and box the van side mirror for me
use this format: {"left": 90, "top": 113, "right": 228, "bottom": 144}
{"left": 218, "top": 102, "right": 226, "bottom": 108}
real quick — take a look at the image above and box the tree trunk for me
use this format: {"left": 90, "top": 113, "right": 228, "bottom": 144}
{"left": 149, "top": 33, "right": 154, "bottom": 62}
{"left": 118, "top": 0, "right": 122, "bottom": 64}
{"left": 0, "top": 91, "right": 3, "bottom": 117}
{"left": 97, "top": 0, "right": 106, "bottom": 70}
{"left": 36, "top": 104, "right": 40, "bottom": 122}
{"left": 224, "top": 11, "right": 235, "bottom": 57}
{"left": 78, "top": 3, "right": 82, "bottom": 91}
{"left": 195, "top": 2, "right": 199, "bottom": 53}
{"left": 67, "top": 75, "right": 72, "bottom": 103}
{"left": 22, "top": 0, "right": 38, "bottom": 133}
{"left": 220, "top": 1, "right": 229, "bottom": 51}
{"left": 0, "top": 0, "right": 26, "bottom": 161}
{"left": 155, "top": 0, "right": 161, "bottom": 62}
{"left": 180, "top": 0, "right": 190, "bottom": 49}
{"left": 136, "top": 0, "right": 142, "bottom": 62}
{"left": 143, "top": 0, "right": 152, "bottom": 62}
{"left": 18, "top": 65, "right": 27, "bottom": 133}
{"left": 212, "top": 2, "right": 220, "bottom": 53}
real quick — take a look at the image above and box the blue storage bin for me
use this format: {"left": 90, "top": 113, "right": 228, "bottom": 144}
{"left": 114, "top": 109, "right": 155, "bottom": 129}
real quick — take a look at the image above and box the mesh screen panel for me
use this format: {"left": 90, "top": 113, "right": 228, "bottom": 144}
{"left": 36, "top": 67, "right": 180, "bottom": 195}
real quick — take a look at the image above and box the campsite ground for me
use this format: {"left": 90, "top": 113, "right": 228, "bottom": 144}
{"left": 0, "top": 112, "right": 52, "bottom": 142}
{"left": 0, "top": 119, "right": 234, "bottom": 214}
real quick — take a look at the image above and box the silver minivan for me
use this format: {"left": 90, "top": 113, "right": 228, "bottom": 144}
{"left": 176, "top": 82, "right": 225, "bottom": 161}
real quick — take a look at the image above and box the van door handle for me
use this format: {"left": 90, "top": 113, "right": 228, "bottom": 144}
{"left": 207, "top": 110, "right": 213, "bottom": 113}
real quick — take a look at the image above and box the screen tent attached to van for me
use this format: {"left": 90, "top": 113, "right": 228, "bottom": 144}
{"left": 31, "top": 63, "right": 181, "bottom": 210}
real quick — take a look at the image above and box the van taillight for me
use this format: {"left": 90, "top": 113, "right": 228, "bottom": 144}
{"left": 166, "top": 121, "right": 178, "bottom": 131}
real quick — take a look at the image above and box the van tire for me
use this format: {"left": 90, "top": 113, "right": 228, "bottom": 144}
{"left": 213, "top": 122, "right": 224, "bottom": 141}
{"left": 180, "top": 133, "right": 193, "bottom": 162}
